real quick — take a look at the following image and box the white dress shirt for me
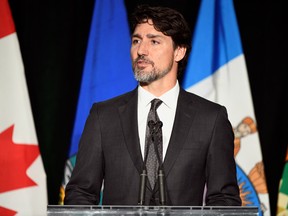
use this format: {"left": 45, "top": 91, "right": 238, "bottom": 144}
{"left": 137, "top": 81, "right": 180, "bottom": 160}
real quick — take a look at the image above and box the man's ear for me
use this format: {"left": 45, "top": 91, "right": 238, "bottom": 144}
{"left": 174, "top": 46, "right": 187, "bottom": 62}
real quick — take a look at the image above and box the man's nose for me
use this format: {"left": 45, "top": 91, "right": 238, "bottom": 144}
{"left": 137, "top": 42, "right": 149, "bottom": 56}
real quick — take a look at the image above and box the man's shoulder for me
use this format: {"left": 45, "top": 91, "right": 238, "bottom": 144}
{"left": 180, "top": 88, "right": 222, "bottom": 108}
{"left": 92, "top": 87, "right": 137, "bottom": 109}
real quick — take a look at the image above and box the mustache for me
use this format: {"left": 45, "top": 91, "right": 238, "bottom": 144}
{"left": 134, "top": 56, "right": 154, "bottom": 65}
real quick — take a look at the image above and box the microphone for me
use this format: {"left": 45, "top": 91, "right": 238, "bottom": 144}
{"left": 138, "top": 169, "right": 147, "bottom": 205}
{"left": 158, "top": 169, "right": 166, "bottom": 205}
{"left": 149, "top": 120, "right": 166, "bottom": 205}
{"left": 138, "top": 122, "right": 159, "bottom": 205}
{"left": 148, "top": 120, "right": 163, "bottom": 135}
{"left": 138, "top": 136, "right": 151, "bottom": 205}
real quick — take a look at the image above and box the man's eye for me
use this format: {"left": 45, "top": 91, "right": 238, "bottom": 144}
{"left": 152, "top": 40, "right": 159, "bottom": 45}
{"left": 132, "top": 39, "right": 140, "bottom": 44}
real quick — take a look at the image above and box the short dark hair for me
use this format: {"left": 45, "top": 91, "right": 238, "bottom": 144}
{"left": 130, "top": 4, "right": 192, "bottom": 75}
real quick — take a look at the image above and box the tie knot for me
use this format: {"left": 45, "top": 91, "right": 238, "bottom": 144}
{"left": 150, "top": 98, "right": 162, "bottom": 111}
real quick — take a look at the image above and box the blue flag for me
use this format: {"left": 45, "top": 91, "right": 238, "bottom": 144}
{"left": 59, "top": 0, "right": 137, "bottom": 204}
{"left": 182, "top": 0, "right": 270, "bottom": 215}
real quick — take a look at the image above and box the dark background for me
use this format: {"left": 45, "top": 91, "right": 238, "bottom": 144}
{"left": 8, "top": 0, "right": 287, "bottom": 215}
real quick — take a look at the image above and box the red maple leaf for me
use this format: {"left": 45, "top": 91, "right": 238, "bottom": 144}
{"left": 0, "top": 0, "right": 15, "bottom": 39}
{"left": 0, "top": 125, "right": 40, "bottom": 193}
{"left": 0, "top": 206, "right": 17, "bottom": 216}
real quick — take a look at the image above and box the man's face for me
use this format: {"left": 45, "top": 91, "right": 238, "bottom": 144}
{"left": 130, "top": 20, "right": 175, "bottom": 84}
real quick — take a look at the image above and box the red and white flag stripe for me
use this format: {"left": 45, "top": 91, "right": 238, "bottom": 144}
{"left": 0, "top": 0, "right": 48, "bottom": 215}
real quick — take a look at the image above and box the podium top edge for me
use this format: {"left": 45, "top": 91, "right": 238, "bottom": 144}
{"left": 47, "top": 205, "right": 259, "bottom": 211}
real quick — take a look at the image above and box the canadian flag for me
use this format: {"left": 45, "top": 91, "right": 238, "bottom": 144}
{"left": 0, "top": 0, "right": 48, "bottom": 215}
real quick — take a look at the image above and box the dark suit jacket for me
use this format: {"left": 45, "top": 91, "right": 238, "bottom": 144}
{"left": 64, "top": 87, "right": 241, "bottom": 206}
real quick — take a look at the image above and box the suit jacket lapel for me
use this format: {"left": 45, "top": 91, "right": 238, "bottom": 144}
{"left": 118, "top": 89, "right": 143, "bottom": 175}
{"left": 118, "top": 89, "right": 154, "bottom": 192}
{"left": 163, "top": 89, "right": 197, "bottom": 176}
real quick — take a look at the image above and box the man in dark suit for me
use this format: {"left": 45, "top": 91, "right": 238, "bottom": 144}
{"left": 64, "top": 5, "right": 241, "bottom": 206}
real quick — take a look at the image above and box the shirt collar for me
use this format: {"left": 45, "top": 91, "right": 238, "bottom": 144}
{"left": 138, "top": 81, "right": 180, "bottom": 109}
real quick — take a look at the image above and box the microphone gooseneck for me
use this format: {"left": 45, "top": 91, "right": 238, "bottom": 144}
{"left": 138, "top": 127, "right": 152, "bottom": 205}
{"left": 149, "top": 120, "right": 166, "bottom": 205}
{"left": 138, "top": 121, "right": 159, "bottom": 205}
{"left": 138, "top": 120, "right": 167, "bottom": 205}
{"left": 158, "top": 169, "right": 166, "bottom": 205}
{"left": 138, "top": 169, "right": 147, "bottom": 205}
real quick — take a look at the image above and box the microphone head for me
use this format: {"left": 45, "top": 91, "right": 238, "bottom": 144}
{"left": 148, "top": 120, "right": 155, "bottom": 129}
{"left": 148, "top": 120, "right": 162, "bottom": 134}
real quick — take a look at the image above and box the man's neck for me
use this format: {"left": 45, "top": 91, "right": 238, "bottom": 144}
{"left": 140, "top": 79, "right": 177, "bottom": 97}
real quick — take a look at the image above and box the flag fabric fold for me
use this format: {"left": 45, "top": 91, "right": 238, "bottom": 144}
{"left": 59, "top": 0, "right": 137, "bottom": 204}
{"left": 277, "top": 147, "right": 288, "bottom": 215}
{"left": 182, "top": 0, "right": 270, "bottom": 215}
{"left": 0, "top": 0, "right": 48, "bottom": 215}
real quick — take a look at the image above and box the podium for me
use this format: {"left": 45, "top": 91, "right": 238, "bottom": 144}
{"left": 47, "top": 205, "right": 259, "bottom": 215}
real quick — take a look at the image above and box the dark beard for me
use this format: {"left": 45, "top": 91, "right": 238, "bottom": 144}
{"left": 133, "top": 61, "right": 173, "bottom": 84}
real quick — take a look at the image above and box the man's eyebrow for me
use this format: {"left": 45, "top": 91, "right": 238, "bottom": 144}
{"left": 131, "top": 33, "right": 141, "bottom": 38}
{"left": 131, "top": 33, "right": 163, "bottom": 39}
{"left": 146, "top": 34, "right": 163, "bottom": 39}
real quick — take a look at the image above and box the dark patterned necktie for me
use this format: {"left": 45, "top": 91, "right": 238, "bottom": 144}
{"left": 144, "top": 98, "right": 163, "bottom": 189}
